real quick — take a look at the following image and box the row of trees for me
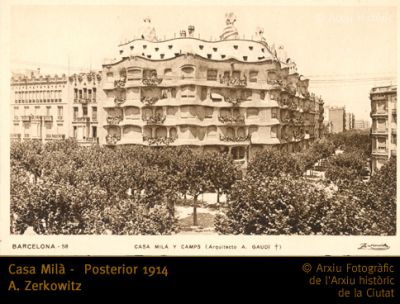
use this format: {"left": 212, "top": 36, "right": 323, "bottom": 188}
{"left": 216, "top": 152, "right": 395, "bottom": 235}
{"left": 11, "top": 140, "right": 238, "bottom": 234}
{"left": 11, "top": 129, "right": 394, "bottom": 235}
{"left": 216, "top": 130, "right": 395, "bottom": 235}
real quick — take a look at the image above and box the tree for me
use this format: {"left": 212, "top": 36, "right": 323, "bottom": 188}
{"left": 215, "top": 158, "right": 396, "bottom": 235}
{"left": 327, "top": 130, "right": 371, "bottom": 156}
{"left": 325, "top": 152, "right": 366, "bottom": 187}
{"left": 177, "top": 151, "right": 211, "bottom": 226}
{"left": 203, "top": 152, "right": 238, "bottom": 203}
{"left": 247, "top": 149, "right": 303, "bottom": 178}
{"left": 10, "top": 140, "right": 179, "bottom": 235}
{"left": 215, "top": 174, "right": 331, "bottom": 234}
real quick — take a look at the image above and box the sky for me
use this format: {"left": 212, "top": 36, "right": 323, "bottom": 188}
{"left": 9, "top": 3, "right": 397, "bottom": 120}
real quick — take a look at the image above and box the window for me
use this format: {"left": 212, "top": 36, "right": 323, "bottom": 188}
{"left": 74, "top": 88, "right": 78, "bottom": 99}
{"left": 181, "top": 85, "right": 196, "bottom": 98}
{"left": 106, "top": 72, "right": 114, "bottom": 81}
{"left": 46, "top": 106, "right": 51, "bottom": 116}
{"left": 127, "top": 68, "right": 142, "bottom": 81}
{"left": 232, "top": 71, "right": 241, "bottom": 79}
{"left": 57, "top": 106, "right": 63, "bottom": 117}
{"left": 34, "top": 106, "right": 40, "bottom": 114}
{"left": 249, "top": 71, "right": 258, "bottom": 83}
{"left": 170, "top": 127, "right": 177, "bottom": 139}
{"left": 231, "top": 147, "right": 245, "bottom": 160}
{"left": 73, "top": 126, "right": 77, "bottom": 138}
{"left": 267, "top": 71, "right": 277, "bottom": 83}
{"left": 92, "top": 107, "right": 97, "bottom": 120}
{"left": 271, "top": 126, "right": 277, "bottom": 138}
{"left": 181, "top": 106, "right": 196, "bottom": 118}
{"left": 247, "top": 108, "right": 259, "bottom": 118}
{"left": 377, "top": 138, "right": 386, "bottom": 150}
{"left": 377, "top": 119, "right": 386, "bottom": 131}
{"left": 207, "top": 69, "right": 218, "bottom": 81}
{"left": 79, "top": 90, "right": 82, "bottom": 99}
{"left": 83, "top": 106, "right": 88, "bottom": 116}
{"left": 92, "top": 126, "right": 97, "bottom": 138}
{"left": 83, "top": 88, "right": 87, "bottom": 99}
{"left": 143, "top": 69, "right": 157, "bottom": 79}
{"left": 88, "top": 89, "right": 92, "bottom": 100}
{"left": 93, "top": 88, "right": 96, "bottom": 100}
{"left": 73, "top": 107, "right": 78, "bottom": 119}
{"left": 205, "top": 107, "right": 213, "bottom": 118}
{"left": 181, "top": 65, "right": 195, "bottom": 79}
{"left": 164, "top": 69, "right": 172, "bottom": 79}
{"left": 271, "top": 108, "right": 278, "bottom": 119}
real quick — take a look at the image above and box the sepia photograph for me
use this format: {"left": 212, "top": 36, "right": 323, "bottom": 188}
{"left": 0, "top": 0, "right": 398, "bottom": 255}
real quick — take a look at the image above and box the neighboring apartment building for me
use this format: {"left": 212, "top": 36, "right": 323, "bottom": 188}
{"left": 10, "top": 69, "right": 69, "bottom": 142}
{"left": 345, "top": 112, "right": 355, "bottom": 130}
{"left": 100, "top": 15, "right": 324, "bottom": 166}
{"left": 354, "top": 119, "right": 370, "bottom": 130}
{"left": 370, "top": 85, "right": 397, "bottom": 173}
{"left": 11, "top": 69, "right": 102, "bottom": 145}
{"left": 68, "top": 72, "right": 104, "bottom": 145}
{"left": 328, "top": 106, "right": 346, "bottom": 133}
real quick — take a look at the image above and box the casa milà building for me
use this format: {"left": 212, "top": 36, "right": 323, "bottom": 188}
{"left": 100, "top": 14, "right": 324, "bottom": 166}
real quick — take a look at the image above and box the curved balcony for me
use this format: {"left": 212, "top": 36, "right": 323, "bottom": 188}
{"left": 143, "top": 136, "right": 176, "bottom": 146}
{"left": 143, "top": 114, "right": 166, "bottom": 125}
{"left": 141, "top": 96, "right": 159, "bottom": 106}
{"left": 218, "top": 114, "right": 245, "bottom": 125}
{"left": 107, "top": 116, "right": 123, "bottom": 125}
{"left": 225, "top": 97, "right": 244, "bottom": 106}
{"left": 219, "top": 75, "right": 247, "bottom": 88}
{"left": 114, "top": 97, "right": 126, "bottom": 107}
{"left": 142, "top": 76, "right": 163, "bottom": 87}
{"left": 219, "top": 134, "right": 251, "bottom": 142}
{"left": 114, "top": 79, "right": 126, "bottom": 89}
{"left": 106, "top": 134, "right": 121, "bottom": 145}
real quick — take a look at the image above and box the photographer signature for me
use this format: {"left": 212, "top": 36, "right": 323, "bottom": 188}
{"left": 358, "top": 243, "right": 390, "bottom": 250}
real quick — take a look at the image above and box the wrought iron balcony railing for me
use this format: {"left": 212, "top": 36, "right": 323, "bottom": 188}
{"left": 107, "top": 116, "right": 122, "bottom": 125}
{"left": 143, "top": 136, "right": 176, "bottom": 146}
{"left": 219, "top": 75, "right": 247, "bottom": 87}
{"left": 142, "top": 76, "right": 163, "bottom": 86}
{"left": 114, "top": 97, "right": 126, "bottom": 106}
{"left": 141, "top": 96, "right": 159, "bottom": 106}
{"left": 219, "top": 134, "right": 251, "bottom": 142}
{"left": 143, "top": 114, "right": 166, "bottom": 125}
{"left": 114, "top": 78, "right": 126, "bottom": 89}
{"left": 106, "top": 134, "right": 121, "bottom": 145}
{"left": 74, "top": 116, "right": 90, "bottom": 123}
{"left": 218, "top": 115, "right": 245, "bottom": 124}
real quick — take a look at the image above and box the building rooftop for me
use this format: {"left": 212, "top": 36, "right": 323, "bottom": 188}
{"left": 112, "top": 13, "right": 298, "bottom": 73}
{"left": 370, "top": 85, "right": 397, "bottom": 94}
{"left": 11, "top": 68, "right": 66, "bottom": 84}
